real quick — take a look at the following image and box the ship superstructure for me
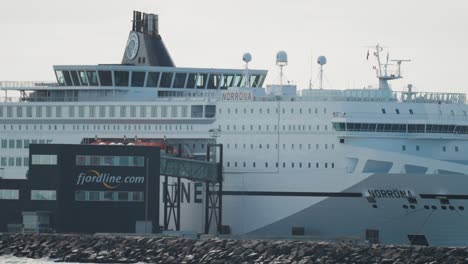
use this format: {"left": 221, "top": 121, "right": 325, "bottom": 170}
{"left": 2, "top": 11, "right": 468, "bottom": 246}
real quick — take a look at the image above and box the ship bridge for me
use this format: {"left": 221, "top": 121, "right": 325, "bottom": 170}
{"left": 0, "top": 65, "right": 267, "bottom": 102}
{"left": 52, "top": 65, "right": 267, "bottom": 90}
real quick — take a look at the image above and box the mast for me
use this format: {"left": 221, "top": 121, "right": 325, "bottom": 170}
{"left": 370, "top": 44, "right": 410, "bottom": 90}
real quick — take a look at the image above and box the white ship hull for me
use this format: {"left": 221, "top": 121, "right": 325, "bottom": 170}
{"left": 1, "top": 99, "right": 468, "bottom": 246}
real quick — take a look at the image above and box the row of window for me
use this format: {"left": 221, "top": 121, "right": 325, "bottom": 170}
{"left": 0, "top": 189, "right": 56, "bottom": 200}
{"left": 56, "top": 70, "right": 264, "bottom": 89}
{"left": 334, "top": 122, "right": 468, "bottom": 135}
{"left": 76, "top": 155, "right": 145, "bottom": 167}
{"left": 225, "top": 143, "right": 335, "bottom": 151}
{"left": 0, "top": 189, "right": 19, "bottom": 200}
{"left": 1, "top": 139, "right": 52, "bottom": 149}
{"left": 401, "top": 145, "right": 459, "bottom": 152}
{"left": 222, "top": 124, "right": 329, "bottom": 132}
{"left": 0, "top": 123, "right": 195, "bottom": 132}
{"left": 74, "top": 191, "right": 144, "bottom": 202}
{"left": 226, "top": 161, "right": 335, "bottom": 169}
{"left": 0, "top": 105, "right": 216, "bottom": 119}
{"left": 1, "top": 157, "right": 29, "bottom": 167}
{"left": 381, "top": 108, "right": 468, "bottom": 116}
{"left": 31, "top": 155, "right": 57, "bottom": 165}
{"left": 31, "top": 190, "right": 56, "bottom": 200}
{"left": 220, "top": 107, "right": 327, "bottom": 115}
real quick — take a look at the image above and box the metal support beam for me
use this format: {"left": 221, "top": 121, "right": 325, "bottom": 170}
{"left": 163, "top": 177, "right": 180, "bottom": 231}
{"left": 204, "top": 144, "right": 223, "bottom": 234}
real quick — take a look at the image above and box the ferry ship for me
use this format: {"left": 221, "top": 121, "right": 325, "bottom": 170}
{"left": 2, "top": 11, "right": 468, "bottom": 246}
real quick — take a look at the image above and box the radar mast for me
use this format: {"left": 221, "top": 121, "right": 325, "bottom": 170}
{"left": 368, "top": 44, "right": 410, "bottom": 90}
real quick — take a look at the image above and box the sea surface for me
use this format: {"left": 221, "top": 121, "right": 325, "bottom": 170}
{"left": 0, "top": 256, "right": 145, "bottom": 264}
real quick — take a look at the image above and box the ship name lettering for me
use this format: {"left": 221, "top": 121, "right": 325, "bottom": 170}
{"left": 367, "top": 189, "right": 414, "bottom": 199}
{"left": 222, "top": 91, "right": 252, "bottom": 101}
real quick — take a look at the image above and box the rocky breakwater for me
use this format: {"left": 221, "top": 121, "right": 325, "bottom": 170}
{"left": 1, "top": 233, "right": 468, "bottom": 263}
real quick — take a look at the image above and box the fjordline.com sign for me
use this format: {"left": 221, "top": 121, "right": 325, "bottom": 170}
{"left": 76, "top": 170, "right": 145, "bottom": 189}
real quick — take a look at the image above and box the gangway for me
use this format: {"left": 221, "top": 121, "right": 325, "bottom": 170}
{"left": 159, "top": 144, "right": 223, "bottom": 235}
{"left": 160, "top": 156, "right": 218, "bottom": 182}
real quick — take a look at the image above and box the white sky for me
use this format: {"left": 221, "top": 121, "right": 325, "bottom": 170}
{"left": 0, "top": 0, "right": 467, "bottom": 93}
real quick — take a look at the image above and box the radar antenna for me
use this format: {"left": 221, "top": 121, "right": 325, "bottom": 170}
{"left": 242, "top": 52, "right": 252, "bottom": 87}
{"left": 366, "top": 44, "right": 411, "bottom": 90}
{"left": 276, "top": 51, "right": 288, "bottom": 87}
{"left": 317, "top": 56, "right": 327, "bottom": 89}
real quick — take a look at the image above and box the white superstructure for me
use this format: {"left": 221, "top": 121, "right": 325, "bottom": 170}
{"left": 2, "top": 12, "right": 468, "bottom": 246}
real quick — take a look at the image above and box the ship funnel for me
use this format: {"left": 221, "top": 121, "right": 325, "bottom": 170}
{"left": 122, "top": 10, "right": 175, "bottom": 67}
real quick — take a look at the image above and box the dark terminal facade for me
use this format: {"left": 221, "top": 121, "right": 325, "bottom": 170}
{"left": 0, "top": 144, "right": 160, "bottom": 233}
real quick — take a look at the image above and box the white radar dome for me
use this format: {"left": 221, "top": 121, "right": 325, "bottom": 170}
{"left": 317, "top": 55, "right": 327, "bottom": 66}
{"left": 276, "top": 51, "right": 288, "bottom": 66}
{"left": 242, "top": 52, "right": 252, "bottom": 63}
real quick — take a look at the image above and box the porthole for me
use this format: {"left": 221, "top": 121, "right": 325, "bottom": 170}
{"left": 410, "top": 205, "right": 415, "bottom": 209}
{"left": 431, "top": 205, "right": 437, "bottom": 210}
{"left": 459, "top": 206, "right": 465, "bottom": 210}
{"left": 372, "top": 204, "right": 378, "bottom": 209}
{"left": 424, "top": 205, "right": 430, "bottom": 210}
{"left": 449, "top": 206, "right": 455, "bottom": 210}
{"left": 403, "top": 205, "right": 408, "bottom": 209}
{"left": 441, "top": 206, "right": 447, "bottom": 210}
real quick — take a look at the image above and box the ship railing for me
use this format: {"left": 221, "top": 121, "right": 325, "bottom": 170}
{"left": 0, "top": 95, "right": 218, "bottom": 103}
{"left": 332, "top": 111, "right": 468, "bottom": 122}
{"left": 0, "top": 81, "right": 58, "bottom": 88}
{"left": 296, "top": 89, "right": 466, "bottom": 104}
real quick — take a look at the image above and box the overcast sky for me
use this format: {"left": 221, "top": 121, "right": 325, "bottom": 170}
{"left": 0, "top": 0, "right": 467, "bottom": 93}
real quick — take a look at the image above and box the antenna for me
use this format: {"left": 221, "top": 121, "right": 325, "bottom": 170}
{"left": 366, "top": 44, "right": 411, "bottom": 90}
{"left": 308, "top": 52, "right": 313, "bottom": 89}
{"left": 242, "top": 52, "right": 252, "bottom": 87}
{"left": 317, "top": 55, "right": 327, "bottom": 89}
{"left": 276, "top": 51, "right": 288, "bottom": 86}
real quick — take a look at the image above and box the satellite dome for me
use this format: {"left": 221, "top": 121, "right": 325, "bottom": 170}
{"left": 276, "top": 51, "right": 288, "bottom": 66}
{"left": 317, "top": 55, "right": 327, "bottom": 66}
{"left": 242, "top": 52, "right": 252, "bottom": 63}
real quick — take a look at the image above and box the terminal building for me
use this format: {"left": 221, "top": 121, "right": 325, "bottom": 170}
{"left": 0, "top": 144, "right": 161, "bottom": 233}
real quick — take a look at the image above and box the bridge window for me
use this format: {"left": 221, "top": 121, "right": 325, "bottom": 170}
{"left": 381, "top": 108, "right": 386, "bottom": 114}
{"left": 79, "top": 71, "right": 89, "bottom": 86}
{"left": 98, "top": 71, "right": 113, "bottom": 86}
{"left": 55, "top": 71, "right": 66, "bottom": 86}
{"left": 220, "top": 74, "right": 234, "bottom": 88}
{"left": 87, "top": 71, "right": 99, "bottom": 86}
{"left": 173, "top": 73, "right": 187, "bottom": 88}
{"left": 250, "top": 75, "right": 261, "bottom": 87}
{"left": 146, "top": 72, "right": 160, "bottom": 87}
{"left": 114, "top": 71, "right": 129, "bottom": 86}
{"left": 395, "top": 109, "right": 400, "bottom": 114}
{"left": 232, "top": 75, "right": 243, "bottom": 87}
{"left": 131, "top": 72, "right": 146, "bottom": 87}
{"left": 196, "top": 73, "right": 208, "bottom": 89}
{"left": 455, "top": 146, "right": 459, "bottom": 152}
{"left": 61, "top": 70, "right": 72, "bottom": 86}
{"left": 442, "top": 146, "right": 446, "bottom": 152}
{"left": 207, "top": 74, "right": 220, "bottom": 89}
{"left": 416, "top": 145, "right": 420, "bottom": 151}
{"left": 70, "top": 71, "right": 81, "bottom": 86}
